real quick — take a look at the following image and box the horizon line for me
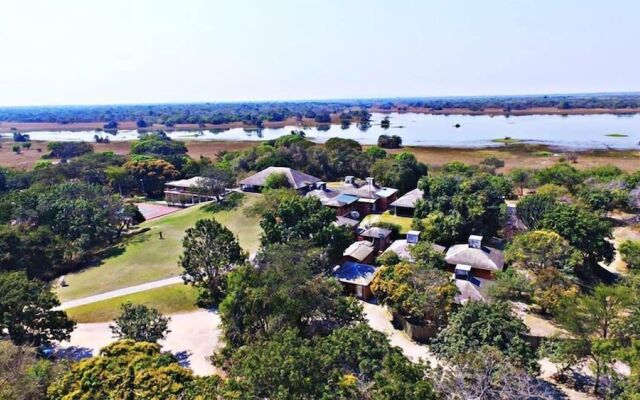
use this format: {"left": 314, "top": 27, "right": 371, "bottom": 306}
{"left": 1, "top": 90, "right": 640, "bottom": 109}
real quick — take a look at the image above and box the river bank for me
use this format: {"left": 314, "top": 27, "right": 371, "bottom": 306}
{"left": 2, "top": 138, "right": 638, "bottom": 173}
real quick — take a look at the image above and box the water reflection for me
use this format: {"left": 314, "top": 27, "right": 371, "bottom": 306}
{"left": 3, "top": 112, "right": 639, "bottom": 150}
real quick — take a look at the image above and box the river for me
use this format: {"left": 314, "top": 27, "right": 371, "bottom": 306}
{"left": 3, "top": 113, "right": 640, "bottom": 149}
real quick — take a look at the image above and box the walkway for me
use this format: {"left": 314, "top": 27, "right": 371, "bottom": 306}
{"left": 57, "top": 276, "right": 183, "bottom": 310}
{"left": 360, "top": 301, "right": 437, "bottom": 366}
{"left": 360, "top": 300, "right": 595, "bottom": 400}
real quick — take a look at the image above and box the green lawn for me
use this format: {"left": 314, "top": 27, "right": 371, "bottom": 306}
{"left": 65, "top": 283, "right": 199, "bottom": 323}
{"left": 360, "top": 212, "right": 414, "bottom": 234}
{"left": 56, "top": 193, "right": 262, "bottom": 302}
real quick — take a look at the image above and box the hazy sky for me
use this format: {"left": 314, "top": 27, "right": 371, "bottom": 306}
{"left": 1, "top": 0, "right": 639, "bottom": 106}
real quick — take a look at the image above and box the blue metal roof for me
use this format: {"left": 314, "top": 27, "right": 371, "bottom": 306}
{"left": 333, "top": 261, "right": 377, "bottom": 285}
{"left": 335, "top": 194, "right": 359, "bottom": 205}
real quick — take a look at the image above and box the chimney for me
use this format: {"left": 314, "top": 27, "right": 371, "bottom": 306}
{"left": 344, "top": 176, "right": 355, "bottom": 185}
{"left": 406, "top": 230, "right": 421, "bottom": 244}
{"left": 365, "top": 177, "right": 375, "bottom": 188}
{"left": 468, "top": 235, "right": 483, "bottom": 249}
{"left": 316, "top": 181, "right": 327, "bottom": 191}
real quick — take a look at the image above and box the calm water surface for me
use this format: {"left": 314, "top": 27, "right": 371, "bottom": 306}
{"left": 4, "top": 113, "right": 640, "bottom": 149}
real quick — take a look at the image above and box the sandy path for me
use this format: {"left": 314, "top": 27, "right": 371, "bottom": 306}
{"left": 56, "top": 276, "right": 183, "bottom": 310}
{"left": 360, "top": 301, "right": 437, "bottom": 366}
{"left": 600, "top": 225, "right": 640, "bottom": 275}
{"left": 55, "top": 309, "right": 222, "bottom": 376}
{"left": 361, "top": 301, "right": 597, "bottom": 399}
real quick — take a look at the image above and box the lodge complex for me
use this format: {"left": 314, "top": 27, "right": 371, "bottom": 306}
{"left": 164, "top": 166, "right": 504, "bottom": 307}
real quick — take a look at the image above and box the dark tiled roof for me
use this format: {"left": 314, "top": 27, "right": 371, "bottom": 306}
{"left": 390, "top": 188, "right": 424, "bottom": 209}
{"left": 359, "top": 227, "right": 392, "bottom": 239}
{"left": 239, "top": 167, "right": 321, "bottom": 189}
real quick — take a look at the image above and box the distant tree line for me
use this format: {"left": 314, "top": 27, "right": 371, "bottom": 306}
{"left": 1, "top": 93, "right": 639, "bottom": 126}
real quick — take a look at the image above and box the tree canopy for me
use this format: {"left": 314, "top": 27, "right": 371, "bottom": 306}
{"left": 109, "top": 302, "right": 171, "bottom": 343}
{"left": 222, "top": 325, "right": 437, "bottom": 400}
{"left": 180, "top": 218, "right": 246, "bottom": 305}
{"left": 259, "top": 195, "right": 350, "bottom": 260}
{"left": 431, "top": 301, "right": 538, "bottom": 372}
{"left": 414, "top": 165, "right": 511, "bottom": 244}
{"left": 506, "top": 230, "right": 581, "bottom": 274}
{"left": 47, "top": 340, "right": 217, "bottom": 400}
{"left": 371, "top": 262, "right": 456, "bottom": 328}
{"left": 219, "top": 244, "right": 362, "bottom": 347}
{"left": 0, "top": 271, "right": 74, "bottom": 346}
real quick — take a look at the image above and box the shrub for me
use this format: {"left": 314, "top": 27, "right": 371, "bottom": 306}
{"left": 619, "top": 240, "right": 640, "bottom": 269}
{"left": 47, "top": 142, "right": 94, "bottom": 159}
{"left": 263, "top": 172, "right": 290, "bottom": 189}
{"left": 377, "top": 134, "right": 402, "bottom": 149}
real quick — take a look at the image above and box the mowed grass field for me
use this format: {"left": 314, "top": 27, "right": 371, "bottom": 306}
{"left": 65, "top": 283, "right": 199, "bottom": 323}
{"left": 360, "top": 212, "right": 414, "bottom": 234}
{"left": 56, "top": 193, "right": 262, "bottom": 302}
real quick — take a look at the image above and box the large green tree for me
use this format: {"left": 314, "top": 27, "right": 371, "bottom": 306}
{"left": 540, "top": 203, "right": 614, "bottom": 264}
{"left": 48, "top": 340, "right": 218, "bottom": 400}
{"left": 219, "top": 243, "right": 362, "bottom": 347}
{"left": 414, "top": 165, "right": 511, "bottom": 243}
{"left": 0, "top": 271, "right": 74, "bottom": 346}
{"left": 0, "top": 225, "right": 65, "bottom": 280}
{"left": 7, "top": 182, "right": 132, "bottom": 263}
{"left": 179, "top": 218, "right": 246, "bottom": 305}
{"left": 505, "top": 229, "right": 582, "bottom": 274}
{"left": 548, "top": 284, "right": 636, "bottom": 395}
{"left": 534, "top": 162, "right": 582, "bottom": 190}
{"left": 259, "top": 195, "right": 350, "bottom": 259}
{"left": 371, "top": 151, "right": 427, "bottom": 195}
{"left": 620, "top": 240, "right": 640, "bottom": 270}
{"left": 223, "top": 325, "right": 437, "bottom": 400}
{"left": 515, "top": 193, "right": 556, "bottom": 230}
{"left": 124, "top": 158, "right": 180, "bottom": 198}
{"left": 431, "top": 301, "right": 538, "bottom": 372}
{"left": 371, "top": 262, "right": 456, "bottom": 328}
{"left": 109, "top": 302, "right": 171, "bottom": 343}
{"left": 130, "top": 131, "right": 188, "bottom": 169}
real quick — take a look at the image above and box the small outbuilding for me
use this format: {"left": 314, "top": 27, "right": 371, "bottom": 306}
{"left": 382, "top": 230, "right": 445, "bottom": 262}
{"left": 390, "top": 188, "right": 424, "bottom": 217}
{"left": 333, "top": 261, "right": 378, "bottom": 300}
{"left": 357, "top": 226, "right": 393, "bottom": 252}
{"left": 343, "top": 241, "right": 376, "bottom": 264}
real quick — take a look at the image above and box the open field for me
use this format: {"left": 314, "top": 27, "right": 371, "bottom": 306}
{"left": 0, "top": 141, "right": 49, "bottom": 169}
{"left": 65, "top": 283, "right": 199, "bottom": 323}
{"left": 0, "top": 138, "right": 258, "bottom": 169}
{"left": 385, "top": 145, "right": 640, "bottom": 173}
{"left": 56, "top": 193, "right": 262, "bottom": 302}
{"left": 2, "top": 138, "right": 639, "bottom": 173}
